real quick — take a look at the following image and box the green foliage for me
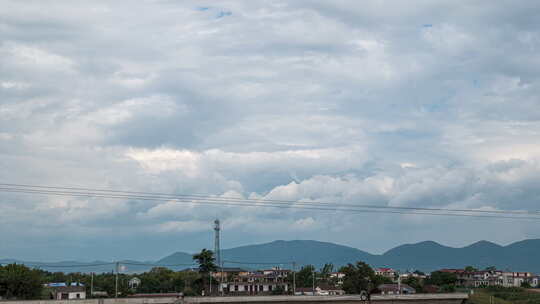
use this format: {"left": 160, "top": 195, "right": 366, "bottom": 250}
{"left": 465, "top": 266, "right": 478, "bottom": 272}
{"left": 425, "top": 271, "right": 457, "bottom": 286}
{"left": 402, "top": 277, "right": 422, "bottom": 293}
{"left": 295, "top": 265, "right": 316, "bottom": 288}
{"left": 320, "top": 263, "right": 334, "bottom": 280}
{"left": 193, "top": 249, "right": 217, "bottom": 274}
{"left": 469, "top": 289, "right": 512, "bottom": 304}
{"left": 424, "top": 271, "right": 457, "bottom": 293}
{"left": 0, "top": 263, "right": 43, "bottom": 300}
{"left": 339, "top": 261, "right": 375, "bottom": 294}
{"left": 470, "top": 287, "right": 540, "bottom": 304}
{"left": 372, "top": 275, "right": 392, "bottom": 287}
{"left": 271, "top": 285, "right": 286, "bottom": 295}
{"left": 137, "top": 267, "right": 176, "bottom": 293}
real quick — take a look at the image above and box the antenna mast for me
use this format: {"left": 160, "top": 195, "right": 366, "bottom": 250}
{"left": 214, "top": 219, "right": 222, "bottom": 295}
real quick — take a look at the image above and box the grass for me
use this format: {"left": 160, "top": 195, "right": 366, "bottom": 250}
{"left": 469, "top": 289, "right": 511, "bottom": 304}
{"left": 468, "top": 287, "right": 540, "bottom": 304}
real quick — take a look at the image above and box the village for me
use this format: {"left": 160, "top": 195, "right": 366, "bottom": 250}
{"left": 41, "top": 265, "right": 540, "bottom": 300}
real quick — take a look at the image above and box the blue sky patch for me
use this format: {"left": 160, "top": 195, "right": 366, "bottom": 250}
{"left": 217, "top": 10, "right": 232, "bottom": 18}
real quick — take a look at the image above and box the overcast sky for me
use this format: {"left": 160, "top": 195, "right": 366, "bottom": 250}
{"left": 1, "top": 0, "right": 540, "bottom": 262}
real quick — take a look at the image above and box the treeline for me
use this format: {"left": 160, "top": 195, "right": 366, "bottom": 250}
{"left": 1, "top": 262, "right": 386, "bottom": 300}
{"left": 0, "top": 263, "right": 207, "bottom": 300}
{"left": 293, "top": 262, "right": 394, "bottom": 293}
{"left": 0, "top": 248, "right": 219, "bottom": 300}
{"left": 1, "top": 248, "right": 468, "bottom": 301}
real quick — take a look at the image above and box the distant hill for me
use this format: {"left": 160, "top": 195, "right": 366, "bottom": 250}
{"left": 3, "top": 239, "right": 540, "bottom": 273}
{"left": 157, "top": 251, "right": 194, "bottom": 265}
{"left": 377, "top": 239, "right": 540, "bottom": 273}
{"left": 221, "top": 240, "right": 375, "bottom": 269}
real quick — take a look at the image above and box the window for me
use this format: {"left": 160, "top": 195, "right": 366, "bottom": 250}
{"left": 76, "top": 294, "right": 80, "bottom": 299}
{"left": 235, "top": 285, "right": 239, "bottom": 291}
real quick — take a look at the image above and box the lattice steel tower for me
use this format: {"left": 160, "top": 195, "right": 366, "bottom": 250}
{"left": 214, "top": 219, "right": 221, "bottom": 270}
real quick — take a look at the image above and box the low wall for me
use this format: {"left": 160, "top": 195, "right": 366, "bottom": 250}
{"left": 0, "top": 294, "right": 469, "bottom": 304}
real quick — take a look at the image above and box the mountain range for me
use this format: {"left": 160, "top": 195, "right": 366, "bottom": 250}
{"left": 2, "top": 239, "right": 540, "bottom": 274}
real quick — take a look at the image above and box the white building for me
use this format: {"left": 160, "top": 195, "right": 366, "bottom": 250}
{"left": 129, "top": 277, "right": 141, "bottom": 289}
{"left": 50, "top": 286, "right": 86, "bottom": 300}
{"left": 224, "top": 282, "right": 288, "bottom": 294}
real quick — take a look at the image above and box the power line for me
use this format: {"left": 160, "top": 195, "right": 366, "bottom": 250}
{"left": 4, "top": 187, "right": 540, "bottom": 220}
{"left": 2, "top": 186, "right": 539, "bottom": 220}
{"left": 223, "top": 260, "right": 294, "bottom": 265}
{"left": 122, "top": 262, "right": 198, "bottom": 267}
{"left": 1, "top": 184, "right": 540, "bottom": 220}
{"left": 2, "top": 182, "right": 539, "bottom": 215}
{"left": 18, "top": 263, "right": 115, "bottom": 268}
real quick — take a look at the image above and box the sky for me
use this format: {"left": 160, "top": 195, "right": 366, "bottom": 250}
{"left": 1, "top": 0, "right": 540, "bottom": 262}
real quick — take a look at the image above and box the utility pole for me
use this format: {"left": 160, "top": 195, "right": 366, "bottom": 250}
{"left": 312, "top": 268, "right": 315, "bottom": 296}
{"left": 115, "top": 262, "right": 119, "bottom": 298}
{"left": 214, "top": 219, "right": 221, "bottom": 296}
{"left": 397, "top": 271, "right": 401, "bottom": 295}
{"left": 293, "top": 264, "right": 297, "bottom": 294}
{"left": 91, "top": 272, "right": 94, "bottom": 298}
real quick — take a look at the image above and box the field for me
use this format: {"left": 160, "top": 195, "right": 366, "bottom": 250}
{"left": 469, "top": 287, "right": 540, "bottom": 304}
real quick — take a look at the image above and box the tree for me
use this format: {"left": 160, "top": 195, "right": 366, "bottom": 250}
{"left": 402, "top": 277, "right": 422, "bottom": 293}
{"left": 339, "top": 261, "right": 375, "bottom": 294}
{"left": 485, "top": 266, "right": 496, "bottom": 272}
{"left": 372, "top": 275, "right": 393, "bottom": 287}
{"left": 296, "top": 265, "right": 316, "bottom": 288}
{"left": 464, "top": 266, "right": 478, "bottom": 272}
{"left": 193, "top": 249, "right": 217, "bottom": 274}
{"left": 271, "top": 285, "right": 286, "bottom": 295}
{"left": 0, "top": 264, "right": 43, "bottom": 300}
{"left": 176, "top": 271, "right": 201, "bottom": 296}
{"left": 193, "top": 249, "right": 217, "bottom": 295}
{"left": 320, "top": 263, "right": 334, "bottom": 283}
{"left": 138, "top": 267, "right": 176, "bottom": 293}
{"left": 424, "top": 271, "right": 457, "bottom": 292}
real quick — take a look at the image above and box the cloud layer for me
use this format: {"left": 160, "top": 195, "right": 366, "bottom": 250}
{"left": 1, "top": 0, "right": 540, "bottom": 261}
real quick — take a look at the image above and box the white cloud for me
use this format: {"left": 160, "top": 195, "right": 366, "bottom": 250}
{"left": 1, "top": 0, "right": 540, "bottom": 260}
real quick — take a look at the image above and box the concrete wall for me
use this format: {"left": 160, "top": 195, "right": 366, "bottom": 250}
{"left": 0, "top": 297, "right": 178, "bottom": 304}
{"left": 0, "top": 294, "right": 468, "bottom": 304}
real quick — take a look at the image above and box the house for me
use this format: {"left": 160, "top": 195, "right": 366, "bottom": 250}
{"left": 220, "top": 270, "right": 289, "bottom": 295}
{"left": 329, "top": 272, "right": 345, "bottom": 285}
{"left": 437, "top": 269, "right": 539, "bottom": 288}
{"left": 128, "top": 293, "right": 183, "bottom": 298}
{"left": 375, "top": 268, "right": 396, "bottom": 279}
{"left": 377, "top": 284, "right": 416, "bottom": 295}
{"left": 439, "top": 269, "right": 465, "bottom": 274}
{"left": 531, "top": 276, "right": 539, "bottom": 287}
{"left": 211, "top": 267, "right": 249, "bottom": 280}
{"left": 49, "top": 285, "right": 86, "bottom": 300}
{"left": 399, "top": 272, "right": 427, "bottom": 280}
{"left": 316, "top": 285, "right": 346, "bottom": 296}
{"left": 129, "top": 277, "right": 141, "bottom": 289}
{"left": 262, "top": 268, "right": 291, "bottom": 278}
{"left": 295, "top": 287, "right": 316, "bottom": 295}
{"left": 294, "top": 286, "right": 344, "bottom": 296}
{"left": 91, "top": 291, "right": 108, "bottom": 298}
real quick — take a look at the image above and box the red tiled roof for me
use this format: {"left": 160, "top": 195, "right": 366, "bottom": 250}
{"left": 438, "top": 269, "right": 465, "bottom": 273}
